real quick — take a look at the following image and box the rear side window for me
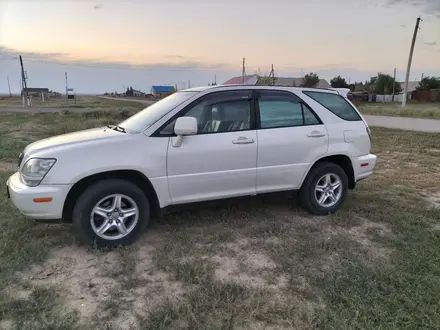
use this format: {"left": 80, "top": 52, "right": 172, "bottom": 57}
{"left": 303, "top": 91, "right": 362, "bottom": 121}
{"left": 257, "top": 91, "right": 320, "bottom": 129}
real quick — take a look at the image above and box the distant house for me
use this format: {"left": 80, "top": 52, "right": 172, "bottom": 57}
{"left": 223, "top": 74, "right": 259, "bottom": 85}
{"left": 151, "top": 85, "right": 175, "bottom": 98}
{"left": 257, "top": 77, "right": 331, "bottom": 89}
{"left": 398, "top": 81, "right": 420, "bottom": 93}
{"left": 223, "top": 75, "right": 330, "bottom": 88}
{"left": 22, "top": 87, "right": 51, "bottom": 101}
{"left": 132, "top": 89, "right": 145, "bottom": 97}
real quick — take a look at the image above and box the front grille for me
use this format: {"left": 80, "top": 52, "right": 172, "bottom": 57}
{"left": 18, "top": 152, "right": 24, "bottom": 167}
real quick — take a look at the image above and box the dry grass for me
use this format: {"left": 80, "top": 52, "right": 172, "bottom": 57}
{"left": 0, "top": 105, "right": 440, "bottom": 329}
{"left": 0, "top": 95, "right": 148, "bottom": 110}
{"left": 357, "top": 101, "right": 440, "bottom": 119}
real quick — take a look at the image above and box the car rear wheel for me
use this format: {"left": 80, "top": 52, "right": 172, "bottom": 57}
{"left": 72, "top": 179, "right": 149, "bottom": 247}
{"left": 299, "top": 162, "right": 348, "bottom": 215}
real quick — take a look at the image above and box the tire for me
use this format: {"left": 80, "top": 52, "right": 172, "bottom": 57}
{"left": 72, "top": 179, "right": 150, "bottom": 248}
{"left": 299, "top": 162, "right": 348, "bottom": 215}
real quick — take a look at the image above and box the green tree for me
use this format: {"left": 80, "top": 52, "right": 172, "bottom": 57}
{"left": 416, "top": 76, "right": 440, "bottom": 91}
{"left": 301, "top": 72, "right": 320, "bottom": 88}
{"left": 330, "top": 75, "right": 349, "bottom": 88}
{"left": 256, "top": 69, "right": 277, "bottom": 86}
{"left": 371, "top": 73, "right": 401, "bottom": 94}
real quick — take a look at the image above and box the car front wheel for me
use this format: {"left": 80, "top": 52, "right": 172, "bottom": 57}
{"left": 72, "top": 179, "right": 150, "bottom": 247}
{"left": 299, "top": 162, "right": 348, "bottom": 215}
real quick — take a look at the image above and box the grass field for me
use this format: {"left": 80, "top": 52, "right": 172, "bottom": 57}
{"left": 1, "top": 98, "right": 440, "bottom": 329}
{"left": 0, "top": 95, "right": 148, "bottom": 111}
{"left": 357, "top": 101, "right": 440, "bottom": 119}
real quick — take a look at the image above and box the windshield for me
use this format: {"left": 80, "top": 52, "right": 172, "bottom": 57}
{"left": 119, "top": 91, "right": 199, "bottom": 132}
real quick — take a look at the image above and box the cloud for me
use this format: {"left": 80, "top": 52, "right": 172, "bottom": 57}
{"left": 163, "top": 54, "right": 202, "bottom": 61}
{"left": 385, "top": 0, "right": 440, "bottom": 17}
{"left": 0, "top": 46, "right": 233, "bottom": 72}
{"left": 0, "top": 46, "right": 238, "bottom": 94}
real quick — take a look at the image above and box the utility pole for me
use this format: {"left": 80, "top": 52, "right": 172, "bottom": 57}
{"left": 402, "top": 16, "right": 422, "bottom": 107}
{"left": 19, "top": 55, "right": 28, "bottom": 107}
{"left": 242, "top": 57, "right": 246, "bottom": 85}
{"left": 7, "top": 76, "right": 12, "bottom": 97}
{"left": 421, "top": 73, "right": 424, "bottom": 80}
{"left": 268, "top": 64, "right": 275, "bottom": 85}
{"left": 392, "top": 68, "right": 396, "bottom": 102}
{"left": 65, "top": 72, "right": 68, "bottom": 104}
{"left": 188, "top": 80, "right": 191, "bottom": 88}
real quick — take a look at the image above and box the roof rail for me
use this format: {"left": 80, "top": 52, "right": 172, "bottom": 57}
{"left": 329, "top": 88, "right": 350, "bottom": 97}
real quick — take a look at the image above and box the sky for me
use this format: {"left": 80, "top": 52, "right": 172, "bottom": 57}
{"left": 0, "top": 0, "right": 439, "bottom": 94}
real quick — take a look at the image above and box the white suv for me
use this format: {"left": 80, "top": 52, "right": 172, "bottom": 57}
{"left": 6, "top": 85, "right": 376, "bottom": 247}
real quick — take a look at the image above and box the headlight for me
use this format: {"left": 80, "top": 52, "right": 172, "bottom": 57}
{"left": 20, "top": 158, "right": 56, "bottom": 187}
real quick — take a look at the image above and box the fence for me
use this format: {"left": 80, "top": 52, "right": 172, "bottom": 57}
{"left": 375, "top": 94, "right": 411, "bottom": 103}
{"left": 412, "top": 89, "right": 440, "bottom": 102}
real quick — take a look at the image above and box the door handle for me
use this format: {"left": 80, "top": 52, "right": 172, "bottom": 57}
{"left": 232, "top": 136, "right": 255, "bottom": 144}
{"left": 307, "top": 130, "right": 326, "bottom": 138}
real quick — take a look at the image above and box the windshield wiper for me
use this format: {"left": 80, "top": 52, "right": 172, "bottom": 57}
{"left": 106, "top": 125, "right": 126, "bottom": 133}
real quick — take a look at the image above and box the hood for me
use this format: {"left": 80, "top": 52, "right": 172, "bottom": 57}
{"left": 25, "top": 127, "right": 127, "bottom": 154}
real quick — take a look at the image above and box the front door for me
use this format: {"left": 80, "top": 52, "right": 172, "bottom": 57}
{"left": 164, "top": 90, "right": 257, "bottom": 204}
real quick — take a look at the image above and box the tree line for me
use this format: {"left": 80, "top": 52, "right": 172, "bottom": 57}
{"left": 258, "top": 71, "right": 440, "bottom": 92}
{"left": 327, "top": 73, "right": 439, "bottom": 93}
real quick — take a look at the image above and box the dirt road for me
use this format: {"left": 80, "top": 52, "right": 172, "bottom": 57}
{"left": 99, "top": 96, "right": 155, "bottom": 105}
{"left": 363, "top": 115, "right": 440, "bottom": 133}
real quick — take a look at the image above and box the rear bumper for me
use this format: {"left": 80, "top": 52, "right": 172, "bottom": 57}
{"left": 353, "top": 154, "right": 376, "bottom": 181}
{"left": 6, "top": 172, "right": 71, "bottom": 220}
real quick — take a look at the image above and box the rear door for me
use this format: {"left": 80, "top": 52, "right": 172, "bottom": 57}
{"left": 302, "top": 91, "right": 371, "bottom": 157}
{"left": 255, "top": 90, "right": 328, "bottom": 193}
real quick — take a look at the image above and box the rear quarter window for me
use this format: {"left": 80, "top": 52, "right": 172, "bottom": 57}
{"left": 303, "top": 91, "right": 362, "bottom": 121}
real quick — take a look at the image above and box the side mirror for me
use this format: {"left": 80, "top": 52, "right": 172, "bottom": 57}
{"left": 174, "top": 117, "right": 198, "bottom": 136}
{"left": 172, "top": 117, "right": 197, "bottom": 147}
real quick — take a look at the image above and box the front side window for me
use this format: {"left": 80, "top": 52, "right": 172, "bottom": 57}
{"left": 119, "top": 91, "right": 199, "bottom": 132}
{"left": 303, "top": 91, "right": 362, "bottom": 121}
{"left": 258, "top": 91, "right": 320, "bottom": 129}
{"left": 159, "top": 91, "right": 253, "bottom": 135}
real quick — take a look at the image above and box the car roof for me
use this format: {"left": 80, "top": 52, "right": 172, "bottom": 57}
{"left": 181, "top": 85, "right": 339, "bottom": 94}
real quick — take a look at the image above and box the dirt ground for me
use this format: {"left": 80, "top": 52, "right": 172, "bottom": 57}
{"left": 6, "top": 201, "right": 394, "bottom": 329}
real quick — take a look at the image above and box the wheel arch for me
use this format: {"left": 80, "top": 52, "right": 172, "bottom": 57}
{"left": 300, "top": 154, "right": 355, "bottom": 190}
{"left": 62, "top": 170, "right": 161, "bottom": 222}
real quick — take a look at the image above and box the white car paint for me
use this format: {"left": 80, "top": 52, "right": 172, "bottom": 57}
{"left": 256, "top": 123, "right": 329, "bottom": 193}
{"left": 7, "top": 85, "right": 376, "bottom": 220}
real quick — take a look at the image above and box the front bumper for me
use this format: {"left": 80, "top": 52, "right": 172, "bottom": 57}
{"left": 354, "top": 154, "right": 377, "bottom": 181}
{"left": 6, "top": 172, "right": 71, "bottom": 220}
